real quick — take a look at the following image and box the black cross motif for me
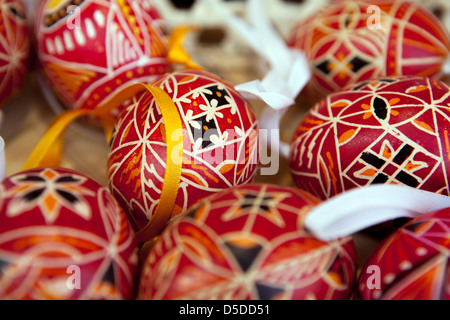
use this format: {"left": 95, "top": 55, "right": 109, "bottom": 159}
{"left": 360, "top": 144, "right": 419, "bottom": 187}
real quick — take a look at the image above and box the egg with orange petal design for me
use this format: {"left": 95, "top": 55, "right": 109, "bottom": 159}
{"left": 0, "top": 167, "right": 138, "bottom": 300}
{"left": 138, "top": 183, "right": 357, "bottom": 300}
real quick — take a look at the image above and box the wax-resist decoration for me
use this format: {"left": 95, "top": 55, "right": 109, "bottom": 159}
{"left": 288, "top": 0, "right": 450, "bottom": 99}
{"left": 357, "top": 208, "right": 450, "bottom": 300}
{"left": 107, "top": 69, "right": 259, "bottom": 242}
{"left": 0, "top": 0, "right": 30, "bottom": 108}
{"left": 290, "top": 76, "right": 450, "bottom": 200}
{"left": 34, "top": 0, "right": 169, "bottom": 117}
{"left": 138, "top": 183, "right": 357, "bottom": 300}
{"left": 0, "top": 167, "right": 138, "bottom": 300}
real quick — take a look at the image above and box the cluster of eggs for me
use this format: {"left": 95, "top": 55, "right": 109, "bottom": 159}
{"left": 0, "top": 0, "right": 449, "bottom": 300}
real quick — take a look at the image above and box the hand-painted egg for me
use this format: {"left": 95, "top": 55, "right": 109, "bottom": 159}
{"left": 0, "top": 167, "right": 138, "bottom": 300}
{"left": 357, "top": 208, "right": 450, "bottom": 300}
{"left": 290, "top": 76, "right": 450, "bottom": 200}
{"left": 288, "top": 0, "right": 450, "bottom": 99}
{"left": 107, "top": 69, "right": 259, "bottom": 241}
{"left": 34, "top": 0, "right": 169, "bottom": 114}
{"left": 138, "top": 183, "right": 357, "bottom": 300}
{"left": 0, "top": 0, "right": 30, "bottom": 108}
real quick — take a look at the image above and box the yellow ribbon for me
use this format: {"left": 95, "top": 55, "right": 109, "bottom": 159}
{"left": 22, "top": 83, "right": 184, "bottom": 244}
{"left": 167, "top": 25, "right": 204, "bottom": 70}
{"left": 22, "top": 25, "right": 204, "bottom": 246}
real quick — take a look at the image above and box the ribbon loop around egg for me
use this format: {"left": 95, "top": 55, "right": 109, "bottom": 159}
{"left": 305, "top": 184, "right": 450, "bottom": 241}
{"left": 22, "top": 83, "right": 184, "bottom": 245}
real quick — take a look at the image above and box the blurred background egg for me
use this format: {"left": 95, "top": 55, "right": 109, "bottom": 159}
{"left": 138, "top": 183, "right": 357, "bottom": 300}
{"left": 357, "top": 208, "right": 450, "bottom": 300}
{"left": 0, "top": 0, "right": 30, "bottom": 109}
{"left": 288, "top": 0, "right": 450, "bottom": 102}
{"left": 0, "top": 167, "right": 138, "bottom": 300}
{"left": 33, "top": 0, "right": 169, "bottom": 119}
{"left": 290, "top": 76, "right": 450, "bottom": 201}
{"left": 107, "top": 69, "right": 259, "bottom": 242}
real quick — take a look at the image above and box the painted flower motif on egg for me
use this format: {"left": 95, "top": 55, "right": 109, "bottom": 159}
{"left": 0, "top": 0, "right": 30, "bottom": 108}
{"left": 107, "top": 69, "right": 259, "bottom": 235}
{"left": 138, "top": 183, "right": 357, "bottom": 300}
{"left": 0, "top": 168, "right": 138, "bottom": 300}
{"left": 288, "top": 0, "right": 450, "bottom": 98}
{"left": 357, "top": 208, "right": 450, "bottom": 300}
{"left": 289, "top": 76, "right": 450, "bottom": 200}
{"left": 34, "top": 0, "right": 169, "bottom": 113}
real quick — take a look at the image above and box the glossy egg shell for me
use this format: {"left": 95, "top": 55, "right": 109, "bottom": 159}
{"left": 34, "top": 0, "right": 169, "bottom": 113}
{"left": 0, "top": 167, "right": 138, "bottom": 300}
{"left": 357, "top": 208, "right": 450, "bottom": 300}
{"left": 138, "top": 183, "right": 357, "bottom": 300}
{"left": 288, "top": 0, "right": 450, "bottom": 98}
{"left": 0, "top": 0, "right": 30, "bottom": 108}
{"left": 107, "top": 69, "right": 259, "bottom": 236}
{"left": 290, "top": 76, "right": 450, "bottom": 200}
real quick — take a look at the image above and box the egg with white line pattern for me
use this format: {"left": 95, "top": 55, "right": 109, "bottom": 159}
{"left": 137, "top": 183, "right": 357, "bottom": 300}
{"left": 34, "top": 0, "right": 169, "bottom": 120}
{"left": 289, "top": 75, "right": 450, "bottom": 201}
{"left": 0, "top": 167, "right": 139, "bottom": 300}
{"left": 107, "top": 69, "right": 259, "bottom": 243}
{"left": 0, "top": 0, "right": 30, "bottom": 108}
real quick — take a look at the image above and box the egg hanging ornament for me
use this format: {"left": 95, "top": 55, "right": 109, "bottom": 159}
{"left": 34, "top": 0, "right": 169, "bottom": 118}
{"left": 287, "top": 0, "right": 450, "bottom": 99}
{"left": 0, "top": 167, "right": 139, "bottom": 300}
{"left": 107, "top": 69, "right": 259, "bottom": 243}
{"left": 290, "top": 75, "right": 450, "bottom": 201}
{"left": 0, "top": 0, "right": 30, "bottom": 108}
{"left": 138, "top": 183, "right": 357, "bottom": 300}
{"left": 357, "top": 208, "right": 450, "bottom": 300}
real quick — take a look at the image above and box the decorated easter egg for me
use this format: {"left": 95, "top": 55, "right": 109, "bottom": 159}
{"left": 357, "top": 208, "right": 450, "bottom": 300}
{"left": 0, "top": 0, "right": 30, "bottom": 108}
{"left": 138, "top": 183, "right": 357, "bottom": 300}
{"left": 34, "top": 0, "right": 169, "bottom": 115}
{"left": 0, "top": 167, "right": 138, "bottom": 300}
{"left": 107, "top": 69, "right": 259, "bottom": 242}
{"left": 288, "top": 0, "right": 450, "bottom": 98}
{"left": 290, "top": 76, "right": 450, "bottom": 200}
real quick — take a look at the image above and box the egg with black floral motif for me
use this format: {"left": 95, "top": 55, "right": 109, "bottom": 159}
{"left": 0, "top": 0, "right": 30, "bottom": 108}
{"left": 107, "top": 69, "right": 259, "bottom": 243}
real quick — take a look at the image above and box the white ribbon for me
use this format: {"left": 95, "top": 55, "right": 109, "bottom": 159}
{"left": 305, "top": 184, "right": 450, "bottom": 241}
{"left": 443, "top": 55, "right": 450, "bottom": 76}
{"left": 207, "top": 0, "right": 311, "bottom": 160}
{"left": 0, "top": 136, "right": 5, "bottom": 181}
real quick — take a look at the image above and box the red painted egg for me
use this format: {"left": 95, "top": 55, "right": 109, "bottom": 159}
{"left": 34, "top": 0, "right": 169, "bottom": 114}
{"left": 0, "top": 0, "right": 30, "bottom": 108}
{"left": 290, "top": 76, "right": 450, "bottom": 200}
{"left": 0, "top": 167, "right": 138, "bottom": 300}
{"left": 288, "top": 0, "right": 450, "bottom": 99}
{"left": 107, "top": 69, "right": 259, "bottom": 240}
{"left": 357, "top": 208, "right": 450, "bottom": 300}
{"left": 138, "top": 183, "right": 357, "bottom": 300}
